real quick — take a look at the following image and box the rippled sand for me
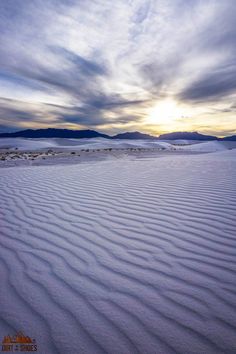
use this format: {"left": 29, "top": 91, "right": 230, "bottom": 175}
{"left": 0, "top": 150, "right": 236, "bottom": 353}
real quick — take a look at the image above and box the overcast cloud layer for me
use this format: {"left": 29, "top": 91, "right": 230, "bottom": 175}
{"left": 0, "top": 0, "right": 236, "bottom": 136}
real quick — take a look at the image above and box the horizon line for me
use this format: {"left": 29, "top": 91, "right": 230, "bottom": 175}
{"left": 0, "top": 127, "right": 236, "bottom": 139}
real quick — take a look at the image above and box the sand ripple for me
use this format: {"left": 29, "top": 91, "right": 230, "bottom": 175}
{"left": 0, "top": 151, "right": 236, "bottom": 353}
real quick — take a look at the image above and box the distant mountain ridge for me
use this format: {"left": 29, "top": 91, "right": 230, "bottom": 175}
{"left": 0, "top": 128, "right": 110, "bottom": 139}
{"left": 112, "top": 131, "right": 157, "bottom": 140}
{"left": 0, "top": 128, "right": 235, "bottom": 140}
{"left": 158, "top": 132, "right": 217, "bottom": 140}
{"left": 221, "top": 135, "right": 236, "bottom": 141}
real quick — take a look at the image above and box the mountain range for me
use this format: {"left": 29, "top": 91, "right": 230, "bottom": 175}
{"left": 0, "top": 128, "right": 235, "bottom": 141}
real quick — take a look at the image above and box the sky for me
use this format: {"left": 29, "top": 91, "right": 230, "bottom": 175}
{"left": 0, "top": 0, "right": 236, "bottom": 137}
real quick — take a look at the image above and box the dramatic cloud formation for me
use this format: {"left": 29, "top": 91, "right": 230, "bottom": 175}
{"left": 0, "top": 0, "right": 235, "bottom": 136}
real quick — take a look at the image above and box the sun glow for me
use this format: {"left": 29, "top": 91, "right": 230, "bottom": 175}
{"left": 148, "top": 99, "right": 185, "bottom": 126}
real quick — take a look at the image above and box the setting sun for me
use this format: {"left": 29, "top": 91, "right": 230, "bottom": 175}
{"left": 148, "top": 99, "right": 184, "bottom": 126}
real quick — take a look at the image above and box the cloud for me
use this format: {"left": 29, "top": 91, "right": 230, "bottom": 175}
{"left": 179, "top": 63, "right": 236, "bottom": 102}
{"left": 0, "top": 0, "right": 236, "bottom": 134}
{"left": 0, "top": 96, "right": 146, "bottom": 133}
{"left": 132, "top": 1, "right": 151, "bottom": 24}
{"left": 0, "top": 45, "right": 108, "bottom": 97}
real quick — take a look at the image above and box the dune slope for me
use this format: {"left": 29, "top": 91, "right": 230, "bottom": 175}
{"left": 0, "top": 151, "right": 236, "bottom": 353}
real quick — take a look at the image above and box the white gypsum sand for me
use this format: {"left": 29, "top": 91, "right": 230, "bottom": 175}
{"left": 1, "top": 138, "right": 235, "bottom": 169}
{"left": 0, "top": 148, "right": 236, "bottom": 353}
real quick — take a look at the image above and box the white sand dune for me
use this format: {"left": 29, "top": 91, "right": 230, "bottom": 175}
{"left": 178, "top": 141, "right": 228, "bottom": 152}
{"left": 0, "top": 137, "right": 176, "bottom": 151}
{"left": 0, "top": 150, "right": 236, "bottom": 353}
{"left": 1, "top": 137, "right": 235, "bottom": 154}
{"left": 0, "top": 137, "right": 57, "bottom": 150}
